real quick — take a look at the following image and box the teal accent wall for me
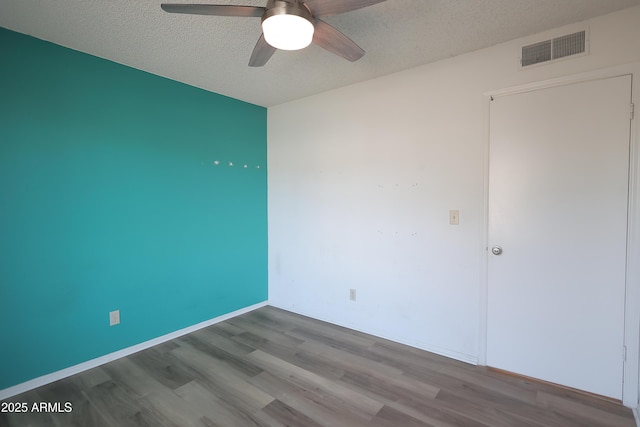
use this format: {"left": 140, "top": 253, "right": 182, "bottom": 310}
{"left": 0, "top": 28, "right": 267, "bottom": 390}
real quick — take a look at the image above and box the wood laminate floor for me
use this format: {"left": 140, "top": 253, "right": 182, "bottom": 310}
{"left": 0, "top": 306, "right": 636, "bottom": 427}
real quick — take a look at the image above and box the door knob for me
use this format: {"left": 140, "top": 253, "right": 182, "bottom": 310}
{"left": 491, "top": 246, "right": 503, "bottom": 255}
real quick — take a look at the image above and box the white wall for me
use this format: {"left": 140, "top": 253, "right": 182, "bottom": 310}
{"left": 268, "top": 5, "right": 640, "bottom": 404}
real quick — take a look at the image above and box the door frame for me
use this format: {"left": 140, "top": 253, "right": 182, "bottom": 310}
{"left": 479, "top": 63, "right": 640, "bottom": 408}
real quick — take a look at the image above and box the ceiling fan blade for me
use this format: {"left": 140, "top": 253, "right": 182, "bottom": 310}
{"left": 160, "top": 4, "right": 265, "bottom": 17}
{"left": 249, "top": 33, "right": 277, "bottom": 67}
{"left": 312, "top": 19, "right": 364, "bottom": 62}
{"left": 303, "top": 0, "right": 386, "bottom": 17}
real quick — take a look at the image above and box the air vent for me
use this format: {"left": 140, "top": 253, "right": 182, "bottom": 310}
{"left": 522, "top": 40, "right": 551, "bottom": 67}
{"left": 521, "top": 30, "right": 587, "bottom": 68}
{"left": 553, "top": 31, "right": 586, "bottom": 59}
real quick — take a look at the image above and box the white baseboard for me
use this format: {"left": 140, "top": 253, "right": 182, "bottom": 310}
{"left": 0, "top": 301, "right": 267, "bottom": 401}
{"left": 633, "top": 407, "right": 640, "bottom": 427}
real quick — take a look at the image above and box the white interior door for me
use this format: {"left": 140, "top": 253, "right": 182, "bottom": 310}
{"left": 487, "top": 75, "right": 631, "bottom": 399}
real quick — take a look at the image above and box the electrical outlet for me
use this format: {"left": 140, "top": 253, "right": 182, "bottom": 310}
{"left": 349, "top": 289, "right": 357, "bottom": 301}
{"left": 109, "top": 310, "right": 120, "bottom": 326}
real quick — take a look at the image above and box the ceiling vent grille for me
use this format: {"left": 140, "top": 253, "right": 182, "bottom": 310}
{"left": 521, "top": 30, "right": 587, "bottom": 68}
{"left": 521, "top": 40, "right": 551, "bottom": 67}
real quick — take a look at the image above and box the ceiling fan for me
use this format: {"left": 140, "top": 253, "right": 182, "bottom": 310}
{"left": 161, "top": 0, "right": 387, "bottom": 66}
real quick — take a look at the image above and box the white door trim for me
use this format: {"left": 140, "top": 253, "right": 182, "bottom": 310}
{"left": 480, "top": 63, "right": 640, "bottom": 408}
{"left": 484, "top": 67, "right": 633, "bottom": 99}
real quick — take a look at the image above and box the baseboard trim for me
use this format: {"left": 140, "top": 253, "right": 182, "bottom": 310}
{"left": 0, "top": 301, "right": 267, "bottom": 401}
{"left": 633, "top": 407, "right": 640, "bottom": 427}
{"left": 488, "top": 366, "right": 623, "bottom": 404}
{"left": 269, "top": 303, "right": 478, "bottom": 365}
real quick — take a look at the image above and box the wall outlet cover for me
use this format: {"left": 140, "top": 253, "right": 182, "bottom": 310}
{"left": 109, "top": 310, "right": 120, "bottom": 326}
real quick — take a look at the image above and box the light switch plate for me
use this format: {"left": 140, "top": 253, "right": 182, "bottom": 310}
{"left": 449, "top": 210, "right": 460, "bottom": 225}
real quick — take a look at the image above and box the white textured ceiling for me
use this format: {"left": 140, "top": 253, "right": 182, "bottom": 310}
{"left": 1, "top": 0, "right": 639, "bottom": 106}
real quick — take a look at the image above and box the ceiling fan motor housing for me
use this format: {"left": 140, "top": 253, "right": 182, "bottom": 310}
{"left": 262, "top": 0, "right": 314, "bottom": 24}
{"left": 262, "top": 0, "right": 315, "bottom": 50}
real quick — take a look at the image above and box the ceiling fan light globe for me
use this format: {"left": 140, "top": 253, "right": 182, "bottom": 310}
{"left": 262, "top": 14, "right": 314, "bottom": 51}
